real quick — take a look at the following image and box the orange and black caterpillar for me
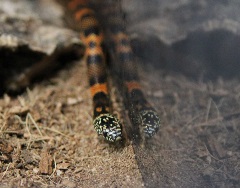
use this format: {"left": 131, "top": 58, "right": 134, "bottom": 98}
{"left": 65, "top": 0, "right": 160, "bottom": 142}
{"left": 67, "top": 0, "right": 122, "bottom": 142}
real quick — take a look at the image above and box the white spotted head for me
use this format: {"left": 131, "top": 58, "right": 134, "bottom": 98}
{"left": 93, "top": 114, "right": 123, "bottom": 142}
{"left": 139, "top": 110, "right": 161, "bottom": 138}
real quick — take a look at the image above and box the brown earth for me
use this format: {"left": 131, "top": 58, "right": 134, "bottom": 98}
{"left": 0, "top": 59, "right": 143, "bottom": 187}
{"left": 1, "top": 53, "right": 240, "bottom": 187}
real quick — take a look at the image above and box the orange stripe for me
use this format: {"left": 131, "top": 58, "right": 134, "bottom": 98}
{"left": 83, "top": 33, "right": 104, "bottom": 45}
{"left": 95, "top": 106, "right": 102, "bottom": 112}
{"left": 116, "top": 45, "right": 131, "bottom": 53}
{"left": 86, "top": 47, "right": 104, "bottom": 56}
{"left": 90, "top": 83, "right": 108, "bottom": 97}
{"left": 112, "top": 32, "right": 128, "bottom": 43}
{"left": 75, "top": 8, "right": 94, "bottom": 21}
{"left": 81, "top": 17, "right": 99, "bottom": 29}
{"left": 125, "top": 81, "right": 141, "bottom": 93}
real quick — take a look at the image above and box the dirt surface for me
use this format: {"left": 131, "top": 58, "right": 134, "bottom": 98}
{"left": 1, "top": 55, "right": 240, "bottom": 187}
{"left": 0, "top": 0, "right": 240, "bottom": 187}
{"left": 0, "top": 58, "right": 143, "bottom": 187}
{"left": 134, "top": 64, "right": 240, "bottom": 187}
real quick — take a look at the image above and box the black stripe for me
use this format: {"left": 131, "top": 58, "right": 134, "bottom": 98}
{"left": 94, "top": 106, "right": 109, "bottom": 117}
{"left": 93, "top": 92, "right": 110, "bottom": 117}
{"left": 87, "top": 54, "right": 103, "bottom": 65}
{"left": 109, "top": 24, "right": 125, "bottom": 34}
{"left": 83, "top": 26, "right": 101, "bottom": 37}
{"left": 89, "top": 41, "right": 97, "bottom": 48}
{"left": 129, "top": 89, "right": 144, "bottom": 99}
{"left": 128, "top": 89, "right": 148, "bottom": 108}
{"left": 80, "top": 12, "right": 95, "bottom": 21}
{"left": 119, "top": 38, "right": 129, "bottom": 46}
{"left": 89, "top": 75, "right": 107, "bottom": 86}
{"left": 93, "top": 92, "right": 109, "bottom": 103}
{"left": 121, "top": 72, "right": 138, "bottom": 81}
{"left": 118, "top": 52, "right": 133, "bottom": 62}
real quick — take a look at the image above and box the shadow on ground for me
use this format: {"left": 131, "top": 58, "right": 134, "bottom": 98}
{"left": 131, "top": 29, "right": 240, "bottom": 187}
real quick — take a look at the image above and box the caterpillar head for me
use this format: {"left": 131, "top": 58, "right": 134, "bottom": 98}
{"left": 93, "top": 114, "right": 122, "bottom": 142}
{"left": 139, "top": 110, "right": 161, "bottom": 138}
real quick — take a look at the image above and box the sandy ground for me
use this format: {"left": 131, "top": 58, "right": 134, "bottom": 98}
{"left": 0, "top": 59, "right": 143, "bottom": 187}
